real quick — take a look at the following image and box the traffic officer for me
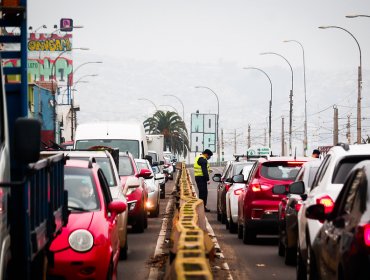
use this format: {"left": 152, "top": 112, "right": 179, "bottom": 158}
{"left": 194, "top": 149, "right": 213, "bottom": 212}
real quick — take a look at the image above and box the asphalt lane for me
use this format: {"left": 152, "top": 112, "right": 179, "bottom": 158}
{"left": 190, "top": 166, "right": 296, "bottom": 280}
{"left": 117, "top": 179, "right": 175, "bottom": 280}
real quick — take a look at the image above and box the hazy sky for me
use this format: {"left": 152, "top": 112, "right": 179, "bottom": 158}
{"left": 28, "top": 1, "right": 370, "bottom": 158}
{"left": 29, "top": 1, "right": 370, "bottom": 70}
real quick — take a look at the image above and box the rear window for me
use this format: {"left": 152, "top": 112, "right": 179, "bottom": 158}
{"left": 260, "top": 161, "right": 303, "bottom": 181}
{"left": 332, "top": 156, "right": 370, "bottom": 184}
{"left": 119, "top": 156, "right": 135, "bottom": 176}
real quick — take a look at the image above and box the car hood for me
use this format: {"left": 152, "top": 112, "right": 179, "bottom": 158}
{"left": 49, "top": 212, "right": 94, "bottom": 251}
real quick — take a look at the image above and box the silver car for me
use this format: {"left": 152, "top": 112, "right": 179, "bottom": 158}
{"left": 135, "top": 159, "right": 160, "bottom": 217}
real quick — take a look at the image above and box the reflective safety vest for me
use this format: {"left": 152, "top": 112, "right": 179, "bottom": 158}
{"left": 194, "top": 154, "right": 210, "bottom": 177}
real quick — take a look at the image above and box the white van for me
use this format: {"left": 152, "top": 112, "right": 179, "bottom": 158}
{"left": 74, "top": 121, "right": 148, "bottom": 159}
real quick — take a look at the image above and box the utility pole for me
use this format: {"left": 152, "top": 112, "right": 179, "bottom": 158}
{"left": 221, "top": 128, "right": 224, "bottom": 161}
{"left": 289, "top": 90, "right": 293, "bottom": 156}
{"left": 248, "top": 124, "right": 251, "bottom": 148}
{"left": 346, "top": 114, "right": 351, "bottom": 144}
{"left": 282, "top": 117, "right": 285, "bottom": 156}
{"left": 234, "top": 129, "right": 237, "bottom": 154}
{"left": 264, "top": 128, "right": 267, "bottom": 146}
{"left": 333, "top": 106, "right": 338, "bottom": 145}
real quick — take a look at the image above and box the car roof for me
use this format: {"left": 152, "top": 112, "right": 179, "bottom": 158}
{"left": 258, "top": 156, "right": 309, "bottom": 163}
{"left": 65, "top": 150, "right": 109, "bottom": 158}
{"left": 65, "top": 159, "right": 97, "bottom": 169}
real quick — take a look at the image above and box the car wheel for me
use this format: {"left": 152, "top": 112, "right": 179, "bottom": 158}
{"left": 150, "top": 203, "right": 160, "bottom": 218}
{"left": 306, "top": 244, "right": 318, "bottom": 280}
{"left": 160, "top": 184, "right": 165, "bottom": 199}
{"left": 278, "top": 236, "right": 285, "bottom": 257}
{"left": 229, "top": 211, "right": 238, "bottom": 234}
{"left": 132, "top": 205, "right": 145, "bottom": 233}
{"left": 221, "top": 212, "right": 227, "bottom": 225}
{"left": 285, "top": 246, "right": 296, "bottom": 266}
{"left": 296, "top": 245, "right": 307, "bottom": 280}
{"left": 237, "top": 221, "right": 243, "bottom": 239}
{"left": 144, "top": 207, "right": 148, "bottom": 229}
{"left": 242, "top": 221, "right": 255, "bottom": 244}
{"left": 217, "top": 210, "right": 222, "bottom": 222}
{"left": 120, "top": 234, "right": 128, "bottom": 260}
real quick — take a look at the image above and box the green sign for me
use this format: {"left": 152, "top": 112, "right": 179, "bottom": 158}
{"left": 247, "top": 147, "right": 270, "bottom": 156}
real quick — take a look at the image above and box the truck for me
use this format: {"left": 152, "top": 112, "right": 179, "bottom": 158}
{"left": 146, "top": 134, "right": 164, "bottom": 164}
{"left": 0, "top": 1, "right": 68, "bottom": 278}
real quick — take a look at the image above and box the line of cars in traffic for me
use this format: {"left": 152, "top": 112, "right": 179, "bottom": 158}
{"left": 43, "top": 147, "right": 168, "bottom": 279}
{"left": 213, "top": 143, "right": 370, "bottom": 279}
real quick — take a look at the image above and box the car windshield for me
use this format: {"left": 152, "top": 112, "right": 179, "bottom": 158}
{"left": 308, "top": 167, "right": 319, "bottom": 189}
{"left": 233, "top": 162, "right": 252, "bottom": 176}
{"left": 65, "top": 167, "right": 100, "bottom": 211}
{"left": 261, "top": 161, "right": 303, "bottom": 181}
{"left": 72, "top": 157, "right": 117, "bottom": 187}
{"left": 136, "top": 161, "right": 149, "bottom": 171}
{"left": 332, "top": 156, "right": 370, "bottom": 184}
{"left": 75, "top": 139, "right": 140, "bottom": 159}
{"left": 119, "top": 156, "right": 135, "bottom": 176}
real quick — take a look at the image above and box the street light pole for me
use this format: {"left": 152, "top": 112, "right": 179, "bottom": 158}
{"left": 319, "top": 25, "right": 362, "bottom": 144}
{"left": 195, "top": 86, "right": 220, "bottom": 165}
{"left": 260, "top": 52, "right": 294, "bottom": 155}
{"left": 283, "top": 39, "right": 308, "bottom": 156}
{"left": 162, "top": 94, "right": 187, "bottom": 160}
{"left": 159, "top": 104, "right": 179, "bottom": 114}
{"left": 138, "top": 98, "right": 158, "bottom": 112}
{"left": 243, "top": 67, "right": 273, "bottom": 150}
{"left": 50, "top": 47, "right": 89, "bottom": 142}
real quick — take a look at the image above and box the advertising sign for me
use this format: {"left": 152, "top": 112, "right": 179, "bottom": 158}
{"left": 190, "top": 113, "right": 217, "bottom": 152}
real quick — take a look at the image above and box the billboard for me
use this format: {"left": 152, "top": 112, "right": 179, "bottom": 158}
{"left": 190, "top": 113, "right": 217, "bottom": 152}
{"left": 27, "top": 33, "right": 74, "bottom": 86}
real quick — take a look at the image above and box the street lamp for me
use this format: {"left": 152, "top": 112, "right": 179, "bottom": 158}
{"left": 242, "top": 67, "right": 273, "bottom": 150}
{"left": 51, "top": 47, "right": 89, "bottom": 141}
{"left": 283, "top": 39, "right": 308, "bottom": 156}
{"left": 260, "top": 52, "right": 294, "bottom": 156}
{"left": 70, "top": 74, "right": 98, "bottom": 140}
{"left": 159, "top": 104, "right": 179, "bottom": 114}
{"left": 163, "top": 94, "right": 185, "bottom": 121}
{"left": 138, "top": 98, "right": 158, "bottom": 112}
{"left": 319, "top": 25, "right": 362, "bottom": 144}
{"left": 195, "top": 86, "right": 220, "bottom": 164}
{"left": 68, "top": 61, "right": 103, "bottom": 104}
{"left": 346, "top": 14, "right": 370, "bottom": 18}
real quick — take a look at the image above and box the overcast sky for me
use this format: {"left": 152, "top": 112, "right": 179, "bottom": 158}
{"left": 28, "top": 1, "right": 370, "bottom": 158}
{"left": 29, "top": 1, "right": 370, "bottom": 70}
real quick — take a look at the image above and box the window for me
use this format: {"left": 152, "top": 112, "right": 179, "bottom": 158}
{"left": 332, "top": 156, "right": 370, "bottom": 184}
{"left": 261, "top": 162, "right": 302, "bottom": 181}
{"left": 119, "top": 156, "right": 135, "bottom": 176}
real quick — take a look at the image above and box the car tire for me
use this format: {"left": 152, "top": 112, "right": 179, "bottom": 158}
{"left": 285, "top": 246, "right": 296, "bottom": 266}
{"left": 150, "top": 203, "right": 160, "bottom": 218}
{"left": 306, "top": 244, "right": 318, "bottom": 280}
{"left": 221, "top": 212, "right": 227, "bottom": 224}
{"left": 229, "top": 212, "right": 238, "bottom": 234}
{"left": 237, "top": 222, "right": 243, "bottom": 239}
{"left": 296, "top": 245, "right": 307, "bottom": 280}
{"left": 278, "top": 237, "right": 285, "bottom": 257}
{"left": 133, "top": 205, "right": 145, "bottom": 233}
{"left": 243, "top": 221, "right": 255, "bottom": 244}
{"left": 120, "top": 235, "right": 128, "bottom": 260}
{"left": 160, "top": 184, "right": 165, "bottom": 199}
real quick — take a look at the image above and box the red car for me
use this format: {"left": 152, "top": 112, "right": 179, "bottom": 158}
{"left": 236, "top": 156, "right": 308, "bottom": 244}
{"left": 47, "top": 159, "right": 127, "bottom": 279}
{"left": 119, "top": 152, "right": 150, "bottom": 233}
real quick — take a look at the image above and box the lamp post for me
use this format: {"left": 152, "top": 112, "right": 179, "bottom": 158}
{"left": 283, "top": 39, "right": 308, "bottom": 156}
{"left": 260, "top": 52, "right": 294, "bottom": 155}
{"left": 195, "top": 86, "right": 220, "bottom": 164}
{"left": 138, "top": 98, "right": 158, "bottom": 112}
{"left": 70, "top": 74, "right": 98, "bottom": 140}
{"left": 68, "top": 61, "right": 103, "bottom": 104}
{"left": 242, "top": 67, "right": 273, "bottom": 150}
{"left": 319, "top": 25, "right": 362, "bottom": 144}
{"left": 346, "top": 14, "right": 370, "bottom": 18}
{"left": 162, "top": 95, "right": 188, "bottom": 160}
{"left": 50, "top": 47, "right": 89, "bottom": 141}
{"left": 159, "top": 104, "right": 179, "bottom": 114}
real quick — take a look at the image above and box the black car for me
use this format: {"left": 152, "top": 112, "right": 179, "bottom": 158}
{"left": 305, "top": 160, "right": 370, "bottom": 280}
{"left": 273, "top": 159, "right": 320, "bottom": 265}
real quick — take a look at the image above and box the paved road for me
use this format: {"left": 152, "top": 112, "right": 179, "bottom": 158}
{"left": 117, "top": 179, "right": 175, "bottom": 280}
{"left": 190, "top": 166, "right": 296, "bottom": 280}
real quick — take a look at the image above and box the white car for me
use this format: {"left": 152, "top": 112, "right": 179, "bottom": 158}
{"left": 296, "top": 143, "right": 370, "bottom": 279}
{"left": 135, "top": 159, "right": 160, "bottom": 217}
{"left": 226, "top": 162, "right": 254, "bottom": 233}
{"left": 152, "top": 165, "right": 166, "bottom": 199}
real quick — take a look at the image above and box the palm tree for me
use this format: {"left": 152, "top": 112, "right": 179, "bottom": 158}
{"left": 143, "top": 110, "right": 189, "bottom": 157}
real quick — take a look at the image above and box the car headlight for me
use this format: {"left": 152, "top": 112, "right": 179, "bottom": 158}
{"left": 69, "top": 229, "right": 94, "bottom": 252}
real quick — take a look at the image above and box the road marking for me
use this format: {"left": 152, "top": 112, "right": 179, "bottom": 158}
{"left": 148, "top": 190, "right": 174, "bottom": 280}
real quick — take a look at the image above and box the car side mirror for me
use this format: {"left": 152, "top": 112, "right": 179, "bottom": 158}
{"left": 272, "top": 184, "right": 286, "bottom": 195}
{"left": 212, "top": 174, "right": 222, "bottom": 182}
{"left": 289, "top": 181, "right": 305, "bottom": 195}
{"left": 137, "top": 168, "right": 153, "bottom": 179}
{"left": 108, "top": 200, "right": 127, "bottom": 214}
{"left": 306, "top": 204, "right": 326, "bottom": 221}
{"left": 232, "top": 174, "right": 244, "bottom": 183}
